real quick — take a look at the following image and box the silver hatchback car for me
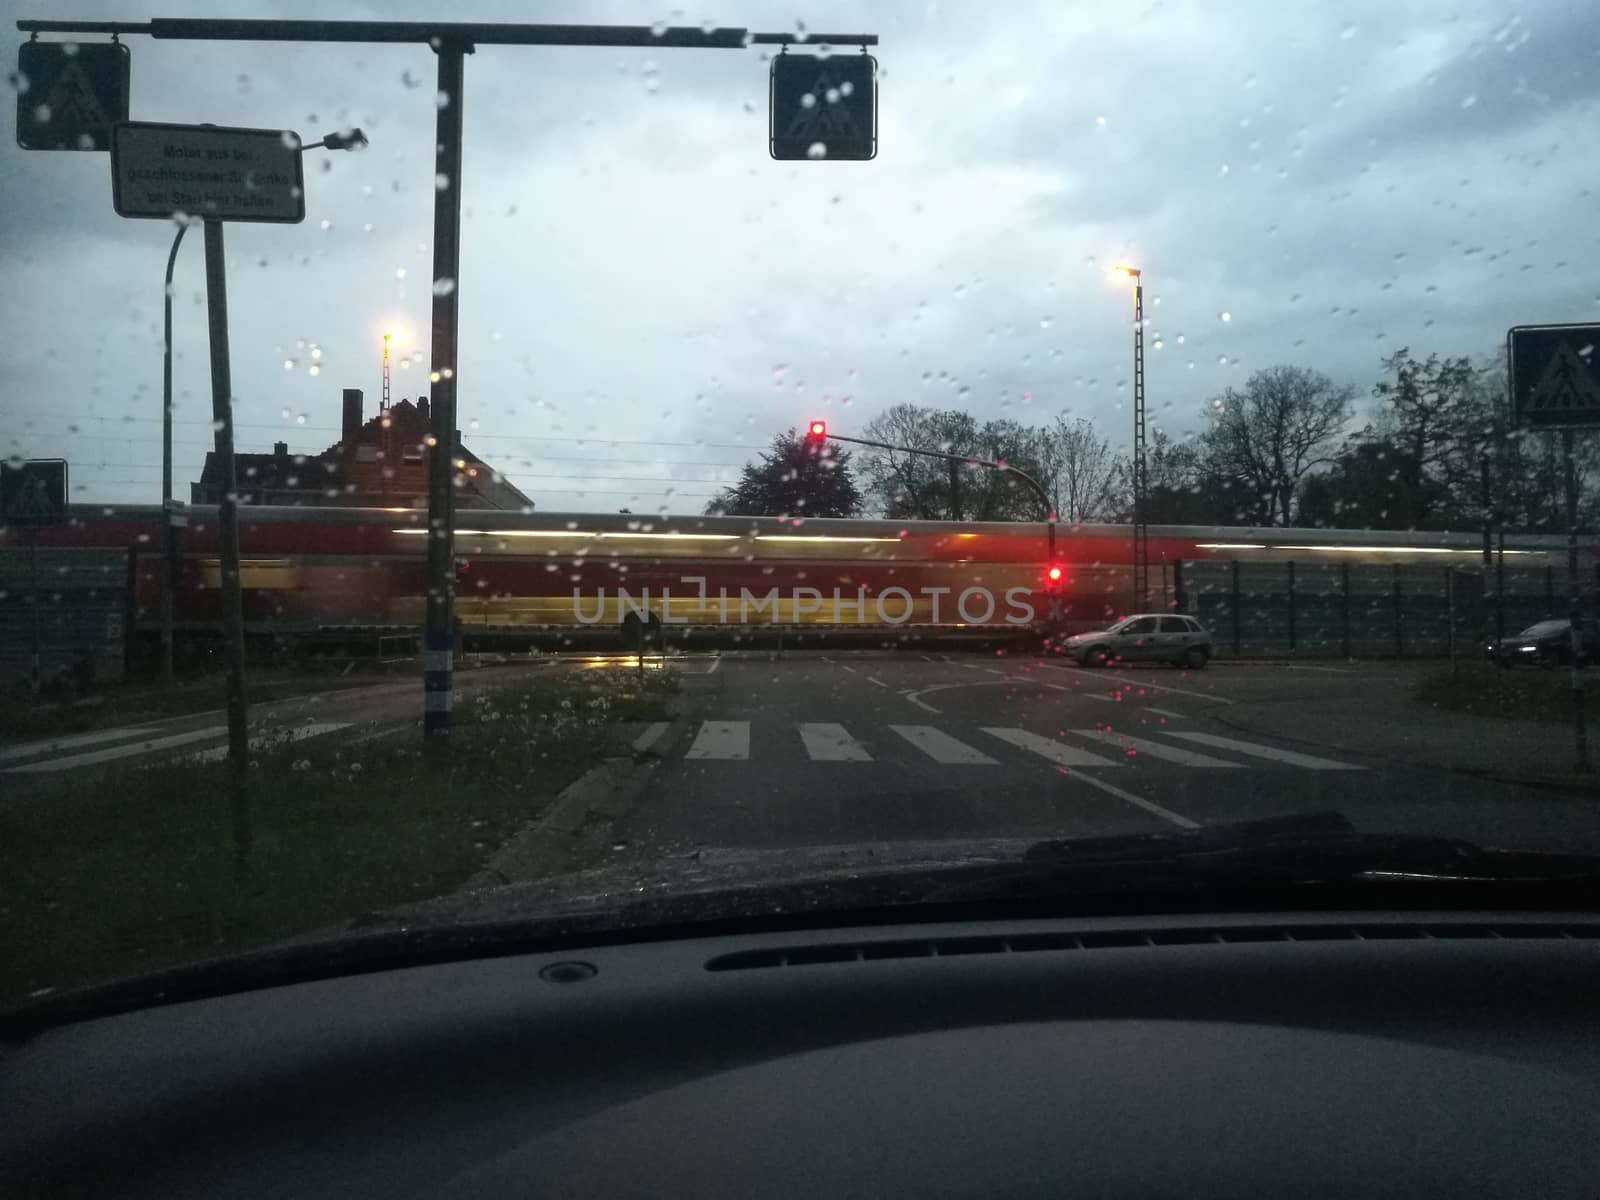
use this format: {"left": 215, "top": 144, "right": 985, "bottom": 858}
{"left": 1061, "top": 613, "right": 1213, "bottom": 669}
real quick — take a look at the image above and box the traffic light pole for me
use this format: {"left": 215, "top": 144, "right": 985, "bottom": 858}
{"left": 820, "top": 431, "right": 1057, "bottom": 567}
{"left": 422, "top": 38, "right": 466, "bottom": 740}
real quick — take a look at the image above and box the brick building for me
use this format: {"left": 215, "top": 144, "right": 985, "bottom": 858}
{"left": 191, "top": 388, "right": 532, "bottom": 511}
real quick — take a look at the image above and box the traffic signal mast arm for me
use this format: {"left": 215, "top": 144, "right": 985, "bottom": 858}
{"left": 813, "top": 427, "right": 1058, "bottom": 569}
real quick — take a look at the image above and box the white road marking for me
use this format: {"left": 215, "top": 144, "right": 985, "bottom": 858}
{"left": 1039, "top": 663, "right": 1233, "bottom": 704}
{"left": 631, "top": 722, "right": 671, "bottom": 753}
{"left": 1071, "top": 729, "right": 1243, "bottom": 768}
{"left": 889, "top": 725, "right": 998, "bottom": 765}
{"left": 799, "top": 722, "right": 873, "bottom": 762}
{"left": 1055, "top": 768, "right": 1201, "bottom": 830}
{"left": 188, "top": 722, "right": 349, "bottom": 762}
{"left": 904, "top": 692, "right": 942, "bottom": 714}
{"left": 686, "top": 720, "right": 750, "bottom": 760}
{"left": 1143, "top": 706, "right": 1187, "bottom": 720}
{"left": 841, "top": 665, "right": 858, "bottom": 674}
{"left": 1040, "top": 683, "right": 1114, "bottom": 701}
{"left": 982, "top": 727, "right": 1125, "bottom": 768}
{"left": 1164, "top": 731, "right": 1363, "bottom": 770}
{"left": 0, "top": 724, "right": 161, "bottom": 763}
{"left": 865, "top": 675, "right": 889, "bottom": 688}
{"left": 983, "top": 667, "right": 1007, "bottom": 676}
{"left": 707, "top": 655, "right": 721, "bottom": 675}
{"left": 3, "top": 724, "right": 229, "bottom": 774}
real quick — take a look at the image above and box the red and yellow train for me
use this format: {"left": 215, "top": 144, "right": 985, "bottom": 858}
{"left": 5, "top": 504, "right": 1574, "bottom": 652}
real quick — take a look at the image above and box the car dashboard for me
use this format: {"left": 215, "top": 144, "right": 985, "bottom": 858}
{"left": 3, "top": 910, "right": 1599, "bottom": 1198}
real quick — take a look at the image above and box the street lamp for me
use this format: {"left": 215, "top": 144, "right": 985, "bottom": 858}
{"left": 302, "top": 127, "right": 369, "bottom": 152}
{"left": 157, "top": 127, "right": 370, "bottom": 687}
{"left": 1109, "top": 264, "right": 1148, "bottom": 611}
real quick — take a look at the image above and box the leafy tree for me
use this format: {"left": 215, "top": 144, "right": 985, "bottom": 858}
{"left": 1199, "top": 364, "right": 1354, "bottom": 525}
{"left": 1370, "top": 348, "right": 1481, "bottom": 525}
{"left": 1295, "top": 432, "right": 1441, "bottom": 529}
{"left": 705, "top": 429, "right": 862, "bottom": 518}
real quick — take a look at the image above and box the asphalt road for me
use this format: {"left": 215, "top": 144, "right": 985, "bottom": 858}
{"left": 610, "top": 652, "right": 1600, "bottom": 861}
{"left": 12, "top": 651, "right": 1600, "bottom": 862}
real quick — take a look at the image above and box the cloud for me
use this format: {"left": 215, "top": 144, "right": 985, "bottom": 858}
{"left": 4, "top": 0, "right": 1598, "bottom": 514}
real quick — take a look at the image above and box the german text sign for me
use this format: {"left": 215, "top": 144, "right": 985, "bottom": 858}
{"left": 111, "top": 122, "right": 305, "bottom": 223}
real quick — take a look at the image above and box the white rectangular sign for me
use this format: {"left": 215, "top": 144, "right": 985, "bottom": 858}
{"left": 111, "top": 121, "right": 305, "bottom": 223}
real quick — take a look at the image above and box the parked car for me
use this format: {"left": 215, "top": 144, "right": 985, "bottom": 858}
{"left": 1061, "top": 614, "right": 1212, "bottom": 669}
{"left": 1485, "top": 618, "right": 1600, "bottom": 668}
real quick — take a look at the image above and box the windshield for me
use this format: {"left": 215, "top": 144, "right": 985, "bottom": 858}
{"left": 6, "top": 0, "right": 1600, "bottom": 1009}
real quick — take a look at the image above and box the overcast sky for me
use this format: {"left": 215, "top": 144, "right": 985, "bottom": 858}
{"left": 2, "top": 0, "right": 1597, "bottom": 515}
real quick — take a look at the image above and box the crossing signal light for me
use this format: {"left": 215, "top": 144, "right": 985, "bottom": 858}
{"left": 806, "top": 420, "right": 827, "bottom": 441}
{"left": 1045, "top": 564, "right": 1064, "bottom": 585}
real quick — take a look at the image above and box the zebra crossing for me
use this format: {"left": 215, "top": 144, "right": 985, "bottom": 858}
{"left": 673, "top": 720, "right": 1363, "bottom": 772}
{"left": 1, "top": 718, "right": 352, "bottom": 774}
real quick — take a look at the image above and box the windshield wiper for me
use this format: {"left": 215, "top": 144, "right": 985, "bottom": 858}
{"left": 917, "top": 811, "right": 1600, "bottom": 903}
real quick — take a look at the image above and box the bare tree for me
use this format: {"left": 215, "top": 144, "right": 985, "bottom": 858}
{"left": 1200, "top": 365, "right": 1354, "bottom": 525}
{"left": 1039, "top": 415, "right": 1125, "bottom": 522}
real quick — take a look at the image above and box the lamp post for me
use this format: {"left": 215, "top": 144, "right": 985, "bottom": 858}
{"left": 156, "top": 128, "right": 367, "bottom": 687}
{"left": 1110, "top": 264, "right": 1147, "bottom": 611}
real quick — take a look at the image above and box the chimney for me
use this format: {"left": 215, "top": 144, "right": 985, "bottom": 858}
{"left": 273, "top": 441, "right": 288, "bottom": 463}
{"left": 342, "top": 388, "right": 363, "bottom": 446}
{"left": 416, "top": 395, "right": 429, "bottom": 421}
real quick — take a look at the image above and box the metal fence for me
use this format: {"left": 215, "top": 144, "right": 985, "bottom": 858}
{"left": 1178, "top": 559, "right": 1588, "bottom": 659}
{"left": 0, "top": 546, "right": 130, "bottom": 687}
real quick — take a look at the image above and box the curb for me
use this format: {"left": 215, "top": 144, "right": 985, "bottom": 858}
{"left": 465, "top": 705, "right": 695, "bottom": 891}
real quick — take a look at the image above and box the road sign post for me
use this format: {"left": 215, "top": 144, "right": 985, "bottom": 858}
{"left": 15, "top": 37, "right": 129, "bottom": 150}
{"left": 108, "top": 121, "right": 309, "bottom": 876}
{"left": 1508, "top": 323, "right": 1600, "bottom": 773}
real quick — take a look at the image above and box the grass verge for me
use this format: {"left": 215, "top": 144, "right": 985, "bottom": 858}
{"left": 0, "top": 669, "right": 676, "bottom": 1007}
{"left": 1416, "top": 664, "right": 1600, "bottom": 724}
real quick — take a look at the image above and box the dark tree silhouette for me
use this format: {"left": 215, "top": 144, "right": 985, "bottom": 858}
{"left": 705, "top": 428, "right": 863, "bottom": 518}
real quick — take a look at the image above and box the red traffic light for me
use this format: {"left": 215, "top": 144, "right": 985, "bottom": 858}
{"left": 806, "top": 420, "right": 827, "bottom": 440}
{"left": 1046, "top": 564, "right": 1064, "bottom": 583}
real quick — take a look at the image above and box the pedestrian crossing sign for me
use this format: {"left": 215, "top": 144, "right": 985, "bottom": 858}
{"left": 15, "top": 39, "right": 130, "bottom": 151}
{"left": 1508, "top": 323, "right": 1600, "bottom": 429}
{"left": 1, "top": 458, "right": 68, "bottom": 526}
{"left": 770, "top": 51, "right": 877, "bottom": 161}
